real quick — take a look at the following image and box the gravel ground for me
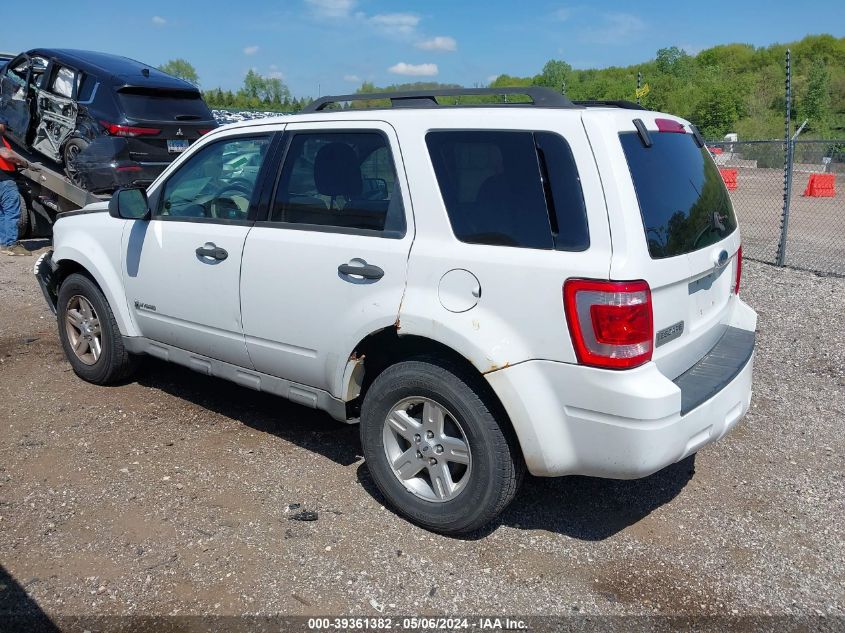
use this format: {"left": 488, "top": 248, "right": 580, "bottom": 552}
{"left": 0, "top": 244, "right": 843, "bottom": 627}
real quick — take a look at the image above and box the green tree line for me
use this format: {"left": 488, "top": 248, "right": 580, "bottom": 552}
{"left": 158, "top": 34, "right": 844, "bottom": 138}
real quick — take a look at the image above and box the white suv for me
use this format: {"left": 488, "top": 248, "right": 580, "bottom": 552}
{"left": 35, "top": 88, "right": 756, "bottom": 534}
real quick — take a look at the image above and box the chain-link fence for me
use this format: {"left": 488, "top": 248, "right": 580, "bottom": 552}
{"left": 707, "top": 139, "right": 845, "bottom": 276}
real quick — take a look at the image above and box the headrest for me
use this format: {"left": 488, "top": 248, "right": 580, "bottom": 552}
{"left": 314, "top": 142, "right": 362, "bottom": 198}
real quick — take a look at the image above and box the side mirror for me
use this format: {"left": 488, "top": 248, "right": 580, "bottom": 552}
{"left": 108, "top": 187, "right": 150, "bottom": 220}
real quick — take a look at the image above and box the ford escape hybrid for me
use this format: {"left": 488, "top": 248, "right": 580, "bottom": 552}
{"left": 35, "top": 87, "right": 756, "bottom": 534}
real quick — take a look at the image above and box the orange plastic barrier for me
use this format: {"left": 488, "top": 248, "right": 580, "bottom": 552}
{"left": 803, "top": 173, "right": 836, "bottom": 197}
{"left": 719, "top": 168, "right": 738, "bottom": 190}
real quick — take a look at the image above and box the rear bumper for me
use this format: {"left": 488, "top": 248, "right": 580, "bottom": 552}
{"left": 75, "top": 137, "right": 172, "bottom": 192}
{"left": 486, "top": 300, "right": 757, "bottom": 478}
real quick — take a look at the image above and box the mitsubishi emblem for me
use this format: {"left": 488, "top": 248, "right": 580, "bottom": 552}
{"left": 176, "top": 128, "right": 183, "bottom": 136}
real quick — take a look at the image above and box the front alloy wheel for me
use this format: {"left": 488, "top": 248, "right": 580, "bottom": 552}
{"left": 64, "top": 294, "right": 102, "bottom": 365}
{"left": 56, "top": 272, "right": 138, "bottom": 385}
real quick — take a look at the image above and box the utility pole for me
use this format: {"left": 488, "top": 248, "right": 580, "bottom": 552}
{"left": 777, "top": 49, "right": 792, "bottom": 267}
{"left": 637, "top": 71, "right": 642, "bottom": 105}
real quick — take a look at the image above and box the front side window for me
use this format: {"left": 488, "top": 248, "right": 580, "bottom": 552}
{"left": 270, "top": 131, "right": 406, "bottom": 235}
{"left": 158, "top": 136, "right": 271, "bottom": 220}
{"left": 426, "top": 130, "right": 589, "bottom": 250}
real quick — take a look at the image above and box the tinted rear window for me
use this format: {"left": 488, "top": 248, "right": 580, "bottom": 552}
{"left": 117, "top": 89, "right": 213, "bottom": 122}
{"left": 426, "top": 131, "right": 589, "bottom": 250}
{"left": 620, "top": 131, "right": 737, "bottom": 259}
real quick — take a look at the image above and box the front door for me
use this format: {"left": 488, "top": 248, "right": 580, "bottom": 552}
{"left": 122, "top": 133, "right": 276, "bottom": 367}
{"left": 240, "top": 122, "right": 414, "bottom": 395}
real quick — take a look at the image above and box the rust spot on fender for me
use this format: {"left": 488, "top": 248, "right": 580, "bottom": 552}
{"left": 482, "top": 361, "right": 510, "bottom": 375}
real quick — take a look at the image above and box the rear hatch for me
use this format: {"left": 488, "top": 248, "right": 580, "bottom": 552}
{"left": 582, "top": 109, "right": 741, "bottom": 379}
{"left": 114, "top": 87, "right": 216, "bottom": 162}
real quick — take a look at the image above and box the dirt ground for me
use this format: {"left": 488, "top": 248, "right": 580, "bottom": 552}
{"left": 0, "top": 242, "right": 843, "bottom": 627}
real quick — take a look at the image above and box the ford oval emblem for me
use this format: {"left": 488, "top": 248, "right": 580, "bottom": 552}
{"left": 715, "top": 249, "right": 729, "bottom": 268}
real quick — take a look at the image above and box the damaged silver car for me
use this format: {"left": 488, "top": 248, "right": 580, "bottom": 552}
{"left": 0, "top": 49, "right": 216, "bottom": 192}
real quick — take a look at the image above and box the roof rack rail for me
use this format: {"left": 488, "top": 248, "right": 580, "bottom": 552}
{"left": 573, "top": 100, "right": 647, "bottom": 111}
{"left": 302, "top": 87, "right": 575, "bottom": 112}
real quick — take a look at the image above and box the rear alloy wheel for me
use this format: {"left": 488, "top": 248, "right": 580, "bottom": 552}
{"left": 360, "top": 358, "right": 523, "bottom": 535}
{"left": 63, "top": 138, "right": 89, "bottom": 187}
{"left": 383, "top": 397, "right": 472, "bottom": 502}
{"left": 57, "top": 273, "right": 138, "bottom": 384}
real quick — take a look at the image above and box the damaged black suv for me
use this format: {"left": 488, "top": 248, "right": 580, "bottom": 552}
{"left": 0, "top": 49, "right": 216, "bottom": 192}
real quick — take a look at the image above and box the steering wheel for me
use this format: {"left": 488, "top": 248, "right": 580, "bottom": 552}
{"left": 209, "top": 181, "right": 253, "bottom": 219}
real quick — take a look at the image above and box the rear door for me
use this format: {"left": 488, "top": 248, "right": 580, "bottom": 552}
{"left": 583, "top": 111, "right": 741, "bottom": 378}
{"left": 30, "top": 62, "right": 80, "bottom": 161}
{"left": 239, "top": 120, "right": 413, "bottom": 396}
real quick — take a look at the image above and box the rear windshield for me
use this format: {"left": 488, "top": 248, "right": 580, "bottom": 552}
{"left": 117, "top": 88, "right": 213, "bottom": 122}
{"left": 426, "top": 131, "right": 589, "bottom": 251}
{"left": 620, "top": 131, "right": 737, "bottom": 259}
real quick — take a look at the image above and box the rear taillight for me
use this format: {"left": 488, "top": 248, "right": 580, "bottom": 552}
{"left": 198, "top": 129, "right": 213, "bottom": 135}
{"left": 100, "top": 121, "right": 161, "bottom": 137}
{"left": 563, "top": 279, "right": 653, "bottom": 369}
{"left": 734, "top": 245, "right": 742, "bottom": 295}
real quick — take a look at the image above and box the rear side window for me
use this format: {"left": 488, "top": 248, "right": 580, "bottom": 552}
{"left": 620, "top": 131, "right": 737, "bottom": 259}
{"left": 51, "top": 66, "right": 79, "bottom": 98}
{"left": 269, "top": 131, "right": 406, "bottom": 236}
{"left": 426, "top": 131, "right": 589, "bottom": 250}
{"left": 117, "top": 88, "right": 213, "bottom": 122}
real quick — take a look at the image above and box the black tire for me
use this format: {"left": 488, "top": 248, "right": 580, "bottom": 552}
{"left": 56, "top": 272, "right": 138, "bottom": 385}
{"left": 16, "top": 192, "right": 30, "bottom": 239}
{"left": 360, "top": 357, "right": 524, "bottom": 535}
{"left": 63, "top": 137, "right": 89, "bottom": 187}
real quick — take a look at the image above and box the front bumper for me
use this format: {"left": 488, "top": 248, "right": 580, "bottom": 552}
{"left": 34, "top": 250, "right": 58, "bottom": 314}
{"left": 486, "top": 305, "right": 757, "bottom": 479}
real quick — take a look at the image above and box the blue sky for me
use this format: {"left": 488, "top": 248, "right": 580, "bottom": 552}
{"left": 6, "top": 0, "right": 844, "bottom": 97}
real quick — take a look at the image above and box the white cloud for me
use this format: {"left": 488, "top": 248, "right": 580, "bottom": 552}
{"left": 369, "top": 13, "right": 420, "bottom": 37}
{"left": 268, "top": 71, "right": 284, "bottom": 79}
{"left": 388, "top": 62, "right": 438, "bottom": 77}
{"left": 343, "top": 74, "right": 361, "bottom": 83}
{"left": 306, "top": 0, "right": 356, "bottom": 19}
{"left": 584, "top": 13, "right": 645, "bottom": 44}
{"left": 552, "top": 8, "right": 572, "bottom": 21}
{"left": 416, "top": 36, "right": 457, "bottom": 52}
{"left": 151, "top": 15, "right": 167, "bottom": 26}
{"left": 243, "top": 45, "right": 260, "bottom": 55}
{"left": 487, "top": 74, "right": 499, "bottom": 84}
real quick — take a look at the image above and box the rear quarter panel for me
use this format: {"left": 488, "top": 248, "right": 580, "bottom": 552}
{"left": 392, "top": 109, "right": 612, "bottom": 372}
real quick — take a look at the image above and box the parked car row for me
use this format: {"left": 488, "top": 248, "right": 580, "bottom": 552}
{"left": 0, "top": 48, "right": 216, "bottom": 193}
